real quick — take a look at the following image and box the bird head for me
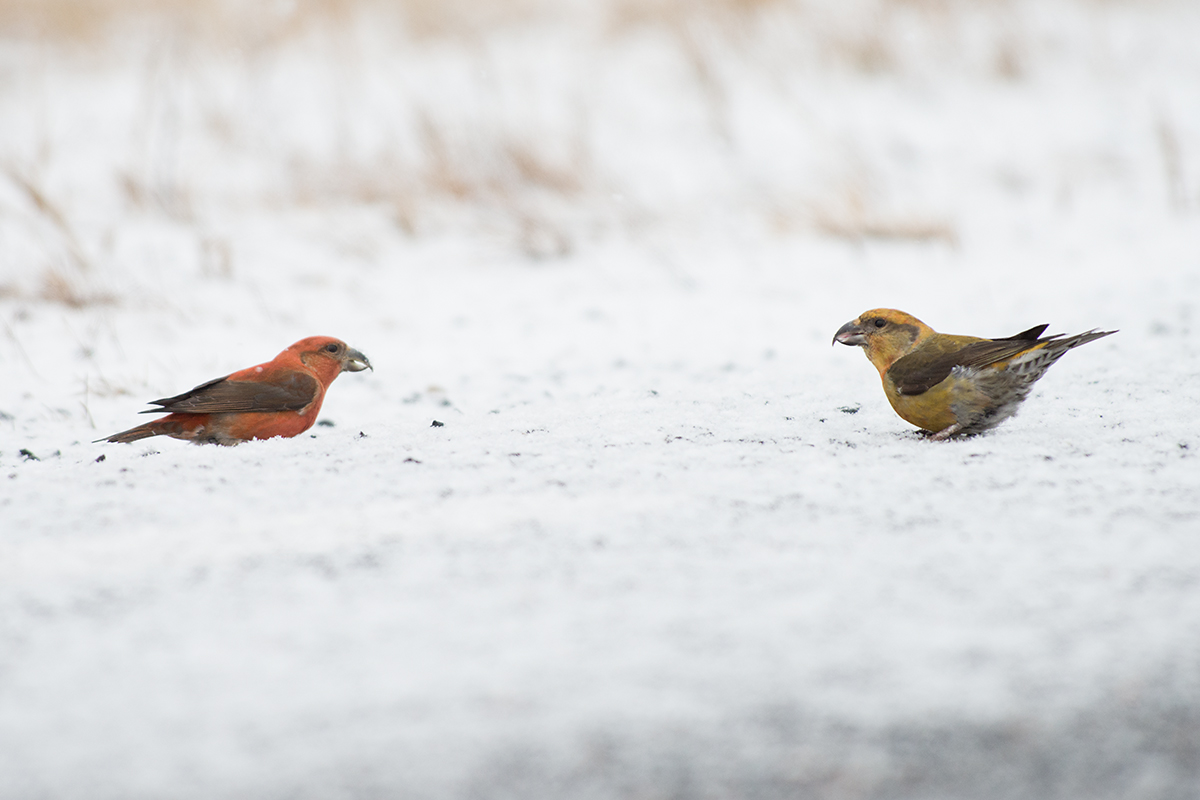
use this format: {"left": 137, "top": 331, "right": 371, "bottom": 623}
{"left": 292, "top": 337, "right": 373, "bottom": 376}
{"left": 833, "top": 309, "right": 932, "bottom": 374}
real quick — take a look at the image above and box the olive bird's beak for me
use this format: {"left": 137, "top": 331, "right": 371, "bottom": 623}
{"left": 832, "top": 321, "right": 868, "bottom": 347}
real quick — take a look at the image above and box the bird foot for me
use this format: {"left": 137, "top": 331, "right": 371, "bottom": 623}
{"left": 927, "top": 423, "right": 964, "bottom": 441}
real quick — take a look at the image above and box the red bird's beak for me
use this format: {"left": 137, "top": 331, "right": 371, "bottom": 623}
{"left": 344, "top": 348, "right": 373, "bottom": 372}
{"left": 833, "top": 320, "right": 867, "bottom": 347}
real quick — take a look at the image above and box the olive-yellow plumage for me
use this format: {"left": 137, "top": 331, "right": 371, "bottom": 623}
{"left": 833, "top": 309, "right": 1115, "bottom": 439}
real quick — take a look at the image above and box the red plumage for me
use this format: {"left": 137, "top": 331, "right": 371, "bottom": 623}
{"left": 100, "top": 336, "right": 372, "bottom": 445}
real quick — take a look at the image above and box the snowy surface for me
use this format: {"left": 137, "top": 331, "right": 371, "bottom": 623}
{"left": 2, "top": 1, "right": 1200, "bottom": 797}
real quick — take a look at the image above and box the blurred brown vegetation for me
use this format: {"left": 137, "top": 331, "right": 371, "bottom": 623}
{"left": 0, "top": 0, "right": 1174, "bottom": 307}
{"left": 0, "top": 0, "right": 552, "bottom": 44}
{"left": 0, "top": 0, "right": 1048, "bottom": 46}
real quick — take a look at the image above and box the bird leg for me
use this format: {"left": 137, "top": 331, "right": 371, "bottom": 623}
{"left": 928, "top": 423, "right": 964, "bottom": 441}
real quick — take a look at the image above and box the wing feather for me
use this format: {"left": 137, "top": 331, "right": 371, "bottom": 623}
{"left": 141, "top": 372, "right": 320, "bottom": 414}
{"left": 889, "top": 325, "right": 1054, "bottom": 396}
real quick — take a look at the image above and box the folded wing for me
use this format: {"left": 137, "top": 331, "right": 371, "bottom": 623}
{"left": 890, "top": 325, "right": 1054, "bottom": 396}
{"left": 141, "top": 372, "right": 321, "bottom": 414}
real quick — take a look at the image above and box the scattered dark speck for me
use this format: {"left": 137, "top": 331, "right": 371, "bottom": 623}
{"left": 0, "top": 411, "right": 14, "bottom": 421}
{"left": 356, "top": 431, "right": 368, "bottom": 439}
{"left": 1180, "top": 443, "right": 1190, "bottom": 450}
{"left": 317, "top": 419, "right": 335, "bottom": 427}
{"left": 403, "top": 457, "right": 422, "bottom": 464}
{"left": 1044, "top": 455, "right": 1054, "bottom": 461}
{"left": 95, "top": 454, "right": 106, "bottom": 463}
{"left": 310, "top": 434, "right": 317, "bottom": 438}
{"left": 19, "top": 448, "right": 38, "bottom": 461}
{"left": 431, "top": 420, "right": 445, "bottom": 427}
{"left": 838, "top": 405, "right": 860, "bottom": 415}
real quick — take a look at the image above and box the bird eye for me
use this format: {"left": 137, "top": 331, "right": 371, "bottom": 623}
{"left": 325, "top": 343, "right": 340, "bottom": 353}
{"left": 873, "top": 319, "right": 887, "bottom": 328}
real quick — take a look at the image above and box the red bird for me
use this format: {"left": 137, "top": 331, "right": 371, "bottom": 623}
{"left": 100, "top": 336, "right": 372, "bottom": 445}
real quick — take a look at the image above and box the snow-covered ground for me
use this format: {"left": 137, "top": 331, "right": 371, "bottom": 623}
{"left": 2, "top": 1, "right": 1200, "bottom": 797}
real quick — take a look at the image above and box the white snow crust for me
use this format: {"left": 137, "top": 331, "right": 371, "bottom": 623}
{"left": 2, "top": 1, "right": 1199, "bottom": 797}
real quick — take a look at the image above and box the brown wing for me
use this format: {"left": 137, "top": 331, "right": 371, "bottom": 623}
{"left": 890, "top": 324, "right": 1055, "bottom": 396}
{"left": 141, "top": 372, "right": 320, "bottom": 414}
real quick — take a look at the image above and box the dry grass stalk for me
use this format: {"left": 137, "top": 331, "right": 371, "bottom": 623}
{"left": 775, "top": 186, "right": 958, "bottom": 246}
{"left": 4, "top": 166, "right": 93, "bottom": 272}
{"left": 80, "top": 375, "right": 133, "bottom": 398}
{"left": 116, "top": 169, "right": 194, "bottom": 220}
{"left": 38, "top": 269, "right": 116, "bottom": 308}
{"left": 993, "top": 36, "right": 1025, "bottom": 80}
{"left": 198, "top": 237, "right": 234, "bottom": 278}
{"left": 289, "top": 111, "right": 588, "bottom": 253}
{"left": 1157, "top": 118, "right": 1188, "bottom": 212}
{"left": 398, "top": 0, "right": 543, "bottom": 41}
{"left": 812, "top": 212, "right": 959, "bottom": 246}
{"left": 609, "top": 0, "right": 787, "bottom": 32}
{"left": 0, "top": 0, "right": 233, "bottom": 42}
{"left": 0, "top": 0, "right": 542, "bottom": 47}
{"left": 823, "top": 27, "right": 898, "bottom": 74}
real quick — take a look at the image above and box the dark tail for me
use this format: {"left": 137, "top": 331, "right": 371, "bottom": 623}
{"left": 1054, "top": 328, "right": 1118, "bottom": 352}
{"left": 1009, "top": 324, "right": 1050, "bottom": 341}
{"left": 95, "top": 423, "right": 160, "bottom": 444}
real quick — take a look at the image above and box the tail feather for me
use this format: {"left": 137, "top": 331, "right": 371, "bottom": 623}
{"left": 1007, "top": 328, "right": 1117, "bottom": 382}
{"left": 96, "top": 423, "right": 161, "bottom": 444}
{"left": 1055, "top": 328, "right": 1118, "bottom": 351}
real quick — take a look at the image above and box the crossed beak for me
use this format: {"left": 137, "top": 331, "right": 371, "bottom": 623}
{"left": 832, "top": 320, "right": 868, "bottom": 347}
{"left": 344, "top": 348, "right": 373, "bottom": 372}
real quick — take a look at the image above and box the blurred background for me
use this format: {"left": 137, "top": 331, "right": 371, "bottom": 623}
{"left": 3, "top": 4, "right": 1200, "bottom": 799}
{"left": 1, "top": 0, "right": 1195, "bottom": 305}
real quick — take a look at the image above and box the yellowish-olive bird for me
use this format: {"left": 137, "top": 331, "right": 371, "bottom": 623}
{"left": 833, "top": 309, "right": 1116, "bottom": 440}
